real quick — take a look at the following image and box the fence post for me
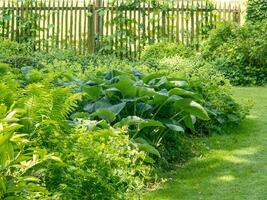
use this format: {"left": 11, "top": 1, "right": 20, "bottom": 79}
{"left": 95, "top": 0, "right": 102, "bottom": 51}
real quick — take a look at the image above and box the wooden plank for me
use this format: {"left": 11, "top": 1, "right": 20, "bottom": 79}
{"left": 2, "top": 1, "right": 6, "bottom": 38}
{"left": 110, "top": 0, "right": 114, "bottom": 52}
{"left": 78, "top": 0, "right": 82, "bottom": 53}
{"left": 228, "top": 3, "right": 231, "bottom": 21}
{"left": 33, "top": 0, "right": 38, "bottom": 50}
{"left": 142, "top": 1, "right": 146, "bottom": 50}
{"left": 181, "top": 0, "right": 184, "bottom": 44}
{"left": 46, "top": 0, "right": 51, "bottom": 51}
{"left": 6, "top": 0, "right": 10, "bottom": 38}
{"left": 61, "top": 0, "right": 64, "bottom": 49}
{"left": 42, "top": 0, "right": 46, "bottom": 50}
{"left": 74, "top": 1, "right": 78, "bottom": 51}
{"left": 16, "top": 0, "right": 20, "bottom": 42}
{"left": 83, "top": 0, "right": 87, "bottom": 53}
{"left": 11, "top": 1, "right": 15, "bottom": 41}
{"left": 56, "top": 0, "right": 60, "bottom": 48}
{"left": 115, "top": 0, "right": 119, "bottom": 56}
{"left": 133, "top": 4, "right": 137, "bottom": 58}
{"left": 147, "top": 1, "right": 151, "bottom": 44}
{"left": 176, "top": 0, "right": 180, "bottom": 43}
{"left": 70, "top": 0, "right": 74, "bottom": 50}
{"left": 223, "top": 2, "right": 226, "bottom": 21}
{"left": 52, "top": 0, "right": 56, "bottom": 48}
{"left": 185, "top": 1, "right": 189, "bottom": 46}
{"left": 129, "top": 4, "right": 132, "bottom": 57}
{"left": 152, "top": 2, "right": 156, "bottom": 43}
{"left": 204, "top": 0, "right": 208, "bottom": 38}
{"left": 105, "top": 0, "right": 109, "bottom": 37}
{"left": 200, "top": 0, "right": 204, "bottom": 40}
{"left": 21, "top": 0, "right": 24, "bottom": 41}
{"left": 88, "top": 3, "right": 95, "bottom": 53}
{"left": 124, "top": 0, "right": 128, "bottom": 58}
{"left": 171, "top": 0, "right": 175, "bottom": 42}
{"left": 157, "top": 1, "right": 160, "bottom": 43}
{"left": 166, "top": 2, "right": 170, "bottom": 42}
{"left": 65, "top": 0, "right": 69, "bottom": 49}
{"left": 38, "top": 0, "right": 42, "bottom": 50}
{"left": 196, "top": 2, "right": 199, "bottom": 50}
{"left": 162, "top": 7, "right": 166, "bottom": 40}
{"left": 29, "top": 0, "right": 33, "bottom": 43}
{"left": 218, "top": 2, "right": 222, "bottom": 22}
{"left": 209, "top": 1, "right": 213, "bottom": 29}
{"left": 190, "top": 0, "right": 194, "bottom": 47}
{"left": 138, "top": 0, "right": 141, "bottom": 58}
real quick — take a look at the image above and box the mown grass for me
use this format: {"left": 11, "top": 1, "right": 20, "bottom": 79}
{"left": 143, "top": 87, "right": 267, "bottom": 200}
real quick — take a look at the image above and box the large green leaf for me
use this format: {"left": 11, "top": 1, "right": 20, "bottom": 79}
{"left": 153, "top": 90, "right": 169, "bottom": 104}
{"left": 169, "top": 88, "right": 203, "bottom": 101}
{"left": 114, "top": 116, "right": 144, "bottom": 128}
{"left": 82, "top": 86, "right": 102, "bottom": 100}
{"left": 108, "top": 102, "right": 126, "bottom": 114}
{"left": 115, "top": 117, "right": 164, "bottom": 130}
{"left": 0, "top": 132, "right": 13, "bottom": 147}
{"left": 174, "top": 99, "right": 210, "bottom": 120}
{"left": 143, "top": 74, "right": 164, "bottom": 84}
{"left": 184, "top": 115, "right": 196, "bottom": 130}
{"left": 110, "top": 78, "right": 137, "bottom": 97}
{"left": 133, "top": 137, "right": 161, "bottom": 157}
{"left": 84, "top": 99, "right": 111, "bottom": 112}
{"left": 139, "top": 120, "right": 165, "bottom": 130}
{"left": 165, "top": 123, "right": 184, "bottom": 132}
{"left": 90, "top": 109, "right": 116, "bottom": 123}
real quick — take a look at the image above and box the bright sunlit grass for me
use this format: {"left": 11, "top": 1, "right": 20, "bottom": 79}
{"left": 144, "top": 87, "right": 267, "bottom": 200}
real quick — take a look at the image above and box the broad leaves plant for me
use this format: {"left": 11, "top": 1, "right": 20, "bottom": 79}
{"left": 65, "top": 69, "right": 210, "bottom": 162}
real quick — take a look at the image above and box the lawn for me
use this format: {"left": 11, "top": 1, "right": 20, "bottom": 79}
{"left": 144, "top": 87, "right": 267, "bottom": 200}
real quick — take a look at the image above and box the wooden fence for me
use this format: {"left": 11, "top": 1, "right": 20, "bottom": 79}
{"left": 0, "top": 0, "right": 241, "bottom": 58}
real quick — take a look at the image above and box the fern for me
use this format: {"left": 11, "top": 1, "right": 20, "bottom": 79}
{"left": 50, "top": 87, "right": 81, "bottom": 121}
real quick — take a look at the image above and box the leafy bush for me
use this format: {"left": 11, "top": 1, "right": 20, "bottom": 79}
{"left": 0, "top": 104, "right": 60, "bottom": 199}
{"left": 141, "top": 43, "right": 194, "bottom": 67}
{"left": 247, "top": 0, "right": 267, "bottom": 23}
{"left": 0, "top": 40, "right": 31, "bottom": 58}
{"left": 156, "top": 55, "right": 248, "bottom": 133}
{"left": 48, "top": 128, "right": 150, "bottom": 200}
{"left": 203, "top": 21, "right": 267, "bottom": 85}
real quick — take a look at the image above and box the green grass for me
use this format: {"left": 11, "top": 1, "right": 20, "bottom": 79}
{"left": 144, "top": 87, "right": 267, "bottom": 200}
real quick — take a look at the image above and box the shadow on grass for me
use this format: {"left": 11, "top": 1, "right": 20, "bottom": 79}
{"left": 144, "top": 114, "right": 267, "bottom": 200}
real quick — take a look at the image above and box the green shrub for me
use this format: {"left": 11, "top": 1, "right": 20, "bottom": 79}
{"left": 141, "top": 43, "right": 194, "bottom": 65}
{"left": 0, "top": 104, "right": 60, "bottom": 199}
{"left": 47, "top": 128, "right": 150, "bottom": 200}
{"left": 0, "top": 40, "right": 31, "bottom": 58}
{"left": 247, "top": 0, "right": 267, "bottom": 23}
{"left": 152, "top": 55, "right": 249, "bottom": 134}
{"left": 203, "top": 21, "right": 267, "bottom": 85}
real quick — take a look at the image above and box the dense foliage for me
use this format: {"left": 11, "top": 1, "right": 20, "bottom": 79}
{"left": 202, "top": 21, "right": 267, "bottom": 85}
{"left": 0, "top": 56, "right": 150, "bottom": 199}
{"left": 247, "top": 0, "right": 267, "bottom": 23}
{"left": 0, "top": 39, "right": 249, "bottom": 199}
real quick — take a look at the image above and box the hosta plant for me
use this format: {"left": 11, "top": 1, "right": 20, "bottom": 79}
{"left": 65, "top": 69, "right": 210, "bottom": 163}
